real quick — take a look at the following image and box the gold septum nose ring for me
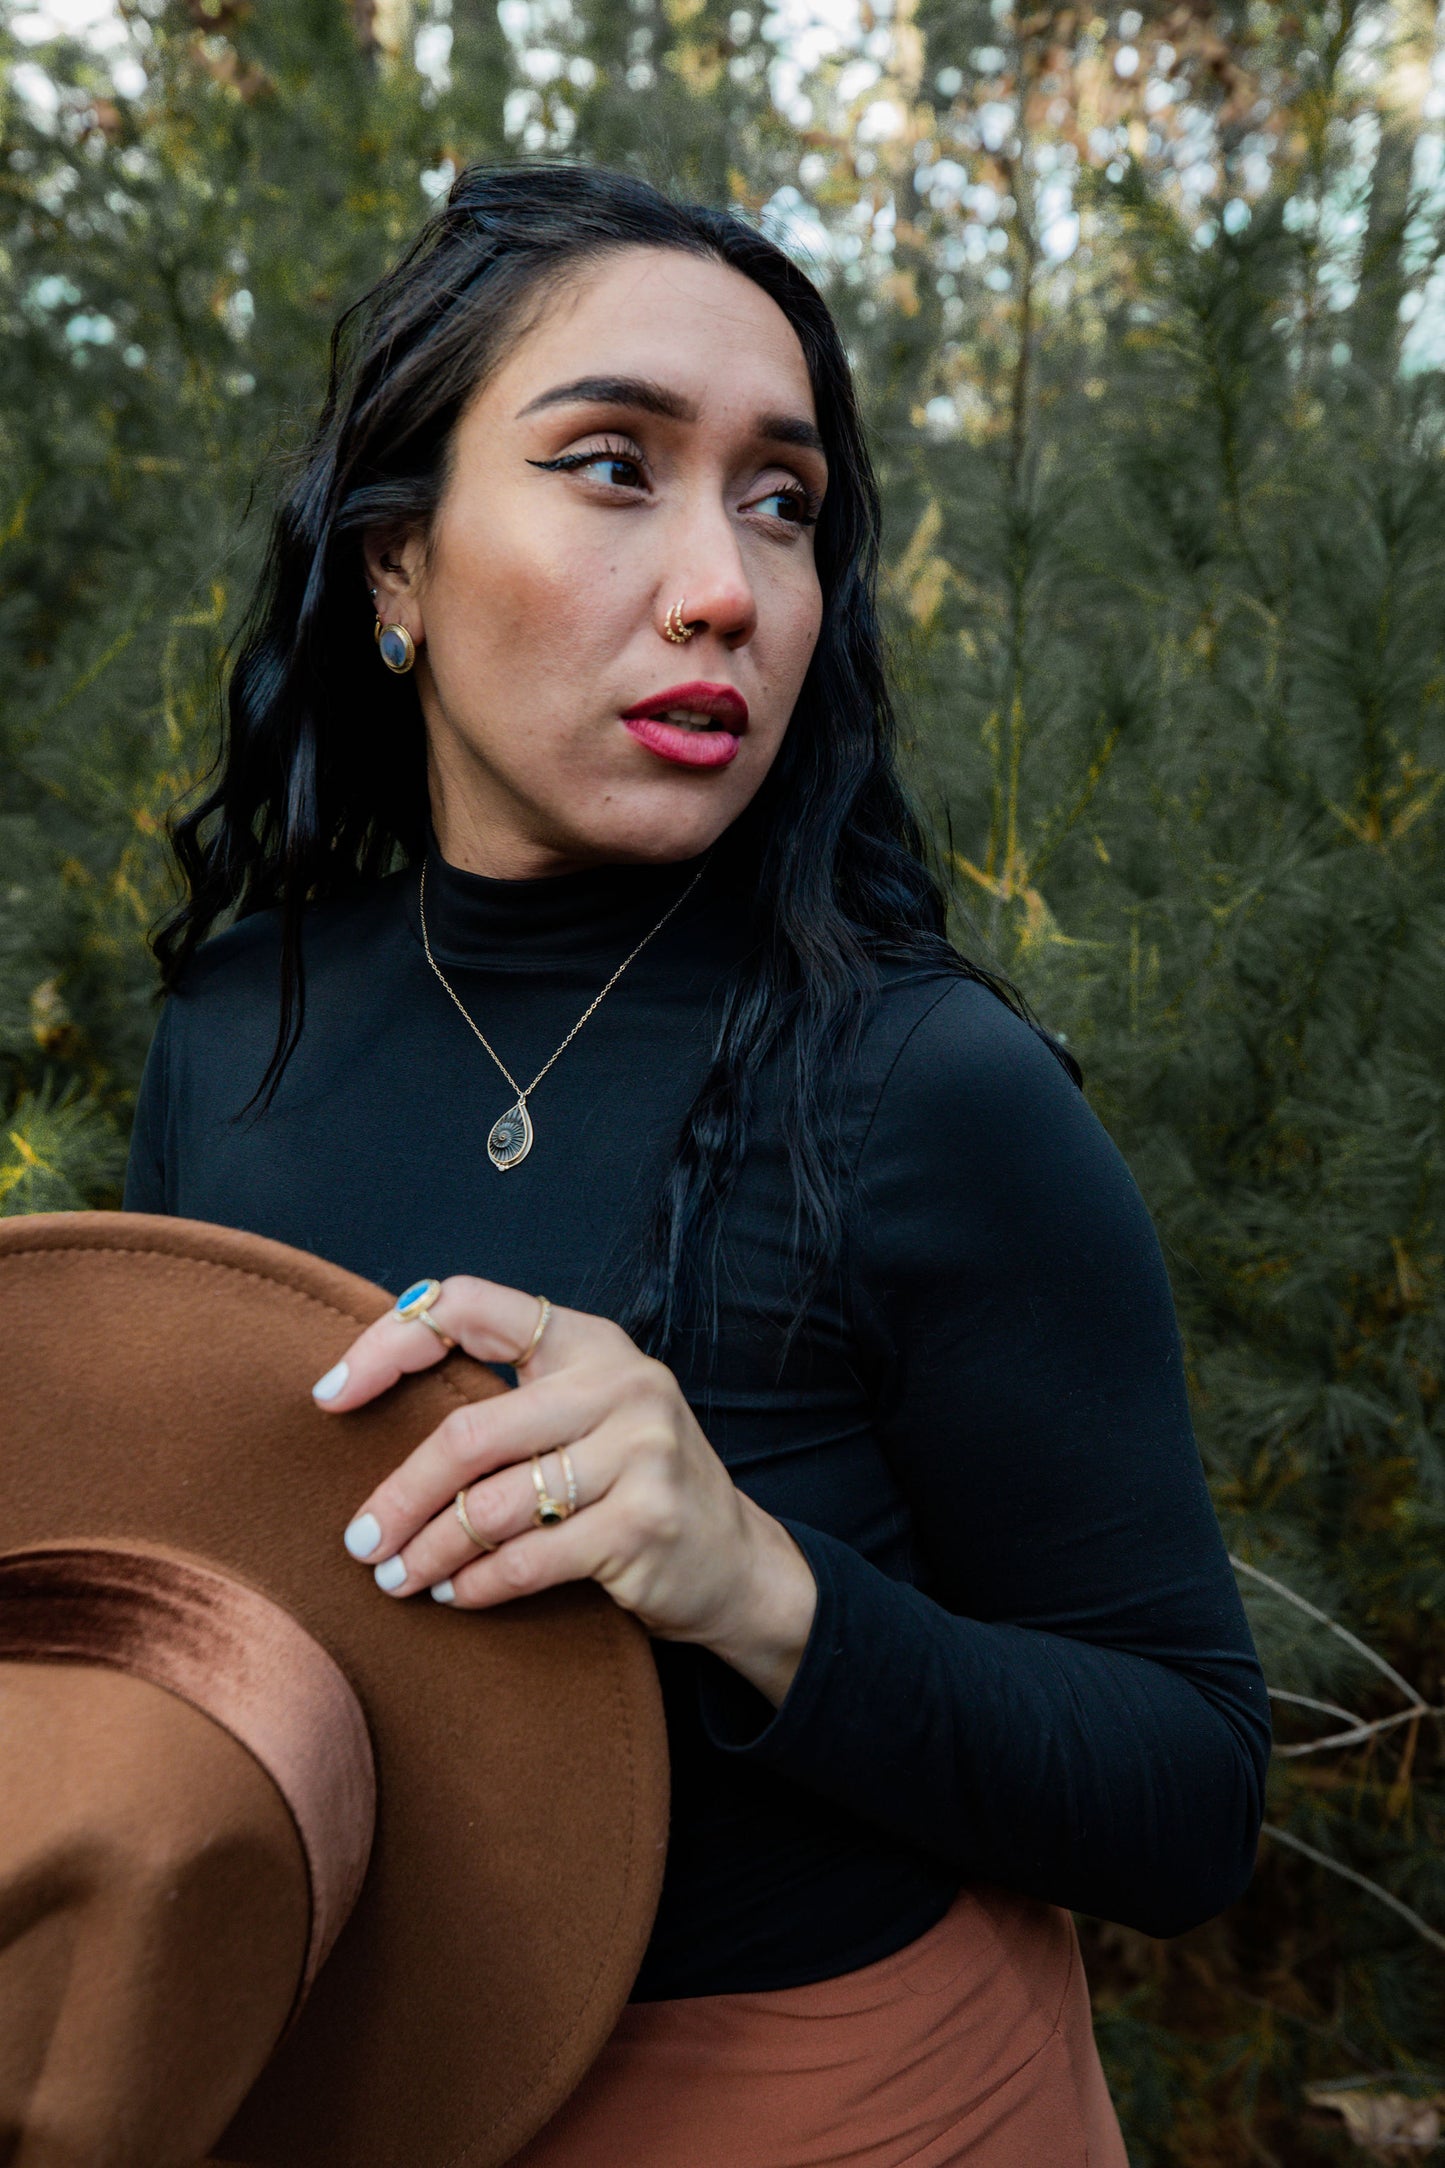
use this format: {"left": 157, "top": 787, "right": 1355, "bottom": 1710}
{"left": 662, "top": 599, "right": 695, "bottom": 645}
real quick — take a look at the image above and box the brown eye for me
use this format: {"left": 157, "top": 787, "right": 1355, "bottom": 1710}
{"left": 576, "top": 454, "right": 644, "bottom": 488}
{"left": 752, "top": 486, "right": 820, "bottom": 527}
{"left": 527, "top": 443, "right": 648, "bottom": 491}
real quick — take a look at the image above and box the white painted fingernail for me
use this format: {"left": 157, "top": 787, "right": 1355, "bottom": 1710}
{"left": 431, "top": 1580, "right": 456, "bottom": 1604}
{"left": 344, "top": 1513, "right": 382, "bottom": 1560}
{"left": 313, "top": 1361, "right": 350, "bottom": 1403}
{"left": 374, "top": 1556, "right": 408, "bottom": 1593}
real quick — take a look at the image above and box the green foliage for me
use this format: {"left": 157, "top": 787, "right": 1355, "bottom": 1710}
{"left": 4, "top": 0, "right": 1445, "bottom": 2158}
{"left": 0, "top": 1078, "right": 126, "bottom": 1211}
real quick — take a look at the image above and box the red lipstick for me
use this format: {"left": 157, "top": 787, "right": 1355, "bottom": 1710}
{"left": 620, "top": 682, "right": 749, "bottom": 771}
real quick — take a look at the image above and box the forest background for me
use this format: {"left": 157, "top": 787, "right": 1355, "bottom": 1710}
{"left": 3, "top": 0, "right": 1444, "bottom": 2157}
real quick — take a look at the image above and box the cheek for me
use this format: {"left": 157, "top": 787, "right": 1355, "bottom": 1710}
{"left": 769, "top": 572, "right": 824, "bottom": 701}
{"left": 429, "top": 499, "right": 631, "bottom": 676}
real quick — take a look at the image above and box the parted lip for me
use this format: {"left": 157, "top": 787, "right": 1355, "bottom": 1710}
{"left": 620, "top": 681, "right": 749, "bottom": 730}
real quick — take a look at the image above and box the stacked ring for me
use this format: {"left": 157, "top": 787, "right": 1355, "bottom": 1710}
{"left": 512, "top": 1296, "right": 552, "bottom": 1369}
{"left": 455, "top": 1488, "right": 494, "bottom": 1554}
{"left": 530, "top": 1455, "right": 571, "bottom": 1527}
{"left": 394, "top": 1278, "right": 456, "bottom": 1349}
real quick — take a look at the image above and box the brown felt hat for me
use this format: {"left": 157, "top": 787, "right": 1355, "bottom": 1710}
{"left": 0, "top": 1211, "right": 669, "bottom": 2168}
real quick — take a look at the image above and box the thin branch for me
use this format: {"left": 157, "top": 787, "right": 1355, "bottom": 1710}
{"left": 1231, "top": 1554, "right": 1421, "bottom": 1705}
{"left": 1273, "top": 1705, "right": 1444, "bottom": 1759}
{"left": 1262, "top": 1825, "right": 1445, "bottom": 1957}
{"left": 1270, "top": 1688, "right": 1363, "bottom": 1727}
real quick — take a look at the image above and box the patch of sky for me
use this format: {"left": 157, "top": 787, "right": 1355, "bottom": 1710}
{"left": 760, "top": 185, "right": 831, "bottom": 269}
{"left": 768, "top": 53, "right": 813, "bottom": 126}
{"left": 1403, "top": 263, "right": 1445, "bottom": 372}
{"left": 12, "top": 62, "right": 60, "bottom": 117}
{"left": 978, "top": 100, "right": 1014, "bottom": 151}
{"left": 31, "top": 273, "right": 82, "bottom": 310}
{"left": 223, "top": 289, "right": 254, "bottom": 340}
{"left": 835, "top": 57, "right": 879, "bottom": 102}
{"left": 66, "top": 310, "right": 115, "bottom": 344}
{"left": 857, "top": 96, "right": 906, "bottom": 142}
{"left": 11, "top": 0, "right": 150, "bottom": 98}
{"left": 415, "top": 21, "right": 453, "bottom": 92}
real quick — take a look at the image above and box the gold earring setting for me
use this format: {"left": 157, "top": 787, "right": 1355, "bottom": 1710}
{"left": 662, "top": 599, "right": 695, "bottom": 646}
{"left": 375, "top": 618, "right": 416, "bottom": 674}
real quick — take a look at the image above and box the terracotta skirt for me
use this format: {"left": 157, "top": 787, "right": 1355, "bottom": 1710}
{"left": 510, "top": 1887, "right": 1128, "bottom": 2167}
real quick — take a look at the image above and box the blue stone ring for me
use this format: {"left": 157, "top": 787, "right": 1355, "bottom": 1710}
{"left": 393, "top": 1278, "right": 456, "bottom": 1349}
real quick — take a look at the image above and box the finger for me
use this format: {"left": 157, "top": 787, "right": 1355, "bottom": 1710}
{"left": 313, "top": 1277, "right": 617, "bottom": 1414}
{"left": 429, "top": 1491, "right": 627, "bottom": 1612}
{"left": 371, "top": 1443, "right": 606, "bottom": 1599}
{"left": 341, "top": 1375, "right": 612, "bottom": 1562}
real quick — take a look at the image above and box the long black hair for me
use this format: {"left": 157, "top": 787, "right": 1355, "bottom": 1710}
{"left": 156, "top": 161, "right": 1052, "bottom": 1354}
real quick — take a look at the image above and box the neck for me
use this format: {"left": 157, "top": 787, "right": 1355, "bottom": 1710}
{"left": 428, "top": 766, "right": 589, "bottom": 882}
{"left": 409, "top": 834, "right": 739, "bottom": 974}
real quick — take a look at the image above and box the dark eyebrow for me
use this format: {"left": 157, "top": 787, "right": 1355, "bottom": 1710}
{"left": 516, "top": 375, "right": 827, "bottom": 463}
{"left": 756, "top": 412, "right": 826, "bottom": 459}
{"left": 515, "top": 375, "right": 696, "bottom": 423}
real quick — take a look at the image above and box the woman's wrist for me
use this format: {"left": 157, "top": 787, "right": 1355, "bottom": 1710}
{"left": 690, "top": 1498, "right": 818, "bottom": 1708}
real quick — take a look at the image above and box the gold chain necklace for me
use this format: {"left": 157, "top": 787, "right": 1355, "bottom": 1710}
{"left": 418, "top": 855, "right": 709, "bottom": 1171}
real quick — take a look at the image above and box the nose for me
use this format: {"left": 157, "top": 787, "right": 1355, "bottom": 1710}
{"left": 659, "top": 497, "right": 758, "bottom": 651}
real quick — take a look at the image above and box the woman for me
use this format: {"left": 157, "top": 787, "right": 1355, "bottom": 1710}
{"left": 126, "top": 163, "right": 1269, "bottom": 2164}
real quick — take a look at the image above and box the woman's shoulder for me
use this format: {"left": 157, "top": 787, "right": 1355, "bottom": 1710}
{"left": 846, "top": 962, "right": 1135, "bottom": 1240}
{"left": 170, "top": 872, "right": 412, "bottom": 1019}
{"left": 859, "top": 963, "right": 1081, "bottom": 1131}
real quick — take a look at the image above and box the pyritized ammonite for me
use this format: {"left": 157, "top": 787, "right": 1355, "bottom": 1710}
{"left": 487, "top": 1099, "right": 534, "bottom": 1172}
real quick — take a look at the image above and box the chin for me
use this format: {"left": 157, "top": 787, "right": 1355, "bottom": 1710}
{"left": 564, "top": 783, "right": 751, "bottom": 866}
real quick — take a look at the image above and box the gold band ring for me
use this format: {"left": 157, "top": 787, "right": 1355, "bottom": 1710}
{"left": 455, "top": 1488, "right": 493, "bottom": 1554}
{"left": 512, "top": 1296, "right": 552, "bottom": 1369}
{"left": 416, "top": 1309, "right": 456, "bottom": 1349}
{"left": 530, "top": 1454, "right": 570, "bottom": 1527}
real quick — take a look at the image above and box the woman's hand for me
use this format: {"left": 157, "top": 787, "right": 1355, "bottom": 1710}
{"left": 314, "top": 1275, "right": 817, "bottom": 1707}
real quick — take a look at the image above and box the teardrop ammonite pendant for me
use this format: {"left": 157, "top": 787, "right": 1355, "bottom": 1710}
{"left": 487, "top": 1099, "right": 534, "bottom": 1172}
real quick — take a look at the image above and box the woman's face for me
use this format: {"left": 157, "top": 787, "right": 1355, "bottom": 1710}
{"left": 366, "top": 246, "right": 828, "bottom": 878}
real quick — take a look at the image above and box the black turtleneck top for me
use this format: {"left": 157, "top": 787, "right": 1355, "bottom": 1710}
{"left": 124, "top": 846, "right": 1270, "bottom": 1999}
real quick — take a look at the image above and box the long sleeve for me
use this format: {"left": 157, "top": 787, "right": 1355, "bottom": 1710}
{"left": 702, "top": 978, "right": 1270, "bottom": 1938}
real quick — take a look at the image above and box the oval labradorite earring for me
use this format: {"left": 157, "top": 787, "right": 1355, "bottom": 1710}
{"left": 376, "top": 621, "right": 416, "bottom": 674}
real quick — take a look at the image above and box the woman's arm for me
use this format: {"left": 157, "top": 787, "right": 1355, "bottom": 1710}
{"left": 122, "top": 1001, "right": 175, "bottom": 1214}
{"left": 698, "top": 979, "right": 1271, "bottom": 1938}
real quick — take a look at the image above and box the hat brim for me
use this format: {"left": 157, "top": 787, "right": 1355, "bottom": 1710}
{"left": 0, "top": 1213, "right": 669, "bottom": 2168}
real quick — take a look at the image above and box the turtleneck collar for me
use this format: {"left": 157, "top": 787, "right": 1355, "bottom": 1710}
{"left": 404, "top": 837, "right": 730, "bottom": 971}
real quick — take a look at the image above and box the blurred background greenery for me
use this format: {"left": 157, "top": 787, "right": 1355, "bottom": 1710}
{"left": 3, "top": 0, "right": 1444, "bottom": 2156}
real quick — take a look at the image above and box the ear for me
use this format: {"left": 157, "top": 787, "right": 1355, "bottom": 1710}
{"left": 362, "top": 529, "right": 428, "bottom": 644}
